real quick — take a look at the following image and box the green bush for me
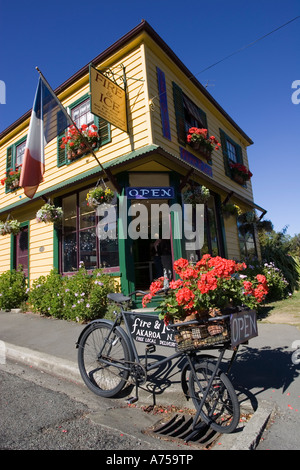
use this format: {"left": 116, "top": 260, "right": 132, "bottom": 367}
{"left": 28, "top": 270, "right": 64, "bottom": 317}
{"left": 28, "top": 266, "right": 117, "bottom": 322}
{"left": 243, "top": 260, "right": 290, "bottom": 302}
{"left": 0, "top": 268, "right": 28, "bottom": 310}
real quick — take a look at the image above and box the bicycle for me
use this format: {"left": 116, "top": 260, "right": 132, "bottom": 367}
{"left": 76, "top": 291, "right": 244, "bottom": 435}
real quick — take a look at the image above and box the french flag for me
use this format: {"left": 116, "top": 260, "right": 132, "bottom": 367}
{"left": 20, "top": 75, "right": 72, "bottom": 198}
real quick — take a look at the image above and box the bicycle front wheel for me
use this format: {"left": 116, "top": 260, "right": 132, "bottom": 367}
{"left": 188, "top": 360, "right": 240, "bottom": 434}
{"left": 77, "top": 321, "right": 132, "bottom": 398}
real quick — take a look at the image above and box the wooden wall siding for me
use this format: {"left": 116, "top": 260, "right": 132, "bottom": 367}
{"left": 0, "top": 45, "right": 151, "bottom": 212}
{"left": 144, "top": 44, "right": 254, "bottom": 204}
{"left": 0, "top": 234, "right": 11, "bottom": 273}
{"left": 223, "top": 216, "right": 241, "bottom": 260}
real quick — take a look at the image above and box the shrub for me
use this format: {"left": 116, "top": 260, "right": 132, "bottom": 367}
{"left": 28, "top": 270, "right": 64, "bottom": 317}
{"left": 28, "top": 266, "right": 118, "bottom": 322}
{"left": 243, "top": 260, "right": 290, "bottom": 302}
{"left": 0, "top": 268, "right": 27, "bottom": 310}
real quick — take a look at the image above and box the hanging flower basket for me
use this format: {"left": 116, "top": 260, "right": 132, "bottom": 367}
{"left": 187, "top": 128, "right": 221, "bottom": 160}
{"left": 86, "top": 187, "right": 114, "bottom": 208}
{"left": 222, "top": 203, "right": 242, "bottom": 219}
{"left": 0, "top": 219, "right": 21, "bottom": 236}
{"left": 36, "top": 203, "right": 63, "bottom": 224}
{"left": 182, "top": 185, "right": 210, "bottom": 206}
{"left": 230, "top": 163, "right": 252, "bottom": 184}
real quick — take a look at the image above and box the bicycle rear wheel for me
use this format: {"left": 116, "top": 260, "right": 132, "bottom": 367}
{"left": 77, "top": 321, "right": 132, "bottom": 398}
{"left": 188, "top": 360, "right": 240, "bottom": 434}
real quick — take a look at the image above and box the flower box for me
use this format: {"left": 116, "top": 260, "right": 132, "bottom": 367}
{"left": 230, "top": 163, "right": 252, "bottom": 184}
{"left": 61, "top": 124, "right": 99, "bottom": 161}
{"left": 190, "top": 141, "right": 212, "bottom": 160}
{"left": 187, "top": 127, "right": 221, "bottom": 161}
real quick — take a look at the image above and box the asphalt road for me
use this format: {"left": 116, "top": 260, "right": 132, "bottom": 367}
{"left": 0, "top": 360, "right": 198, "bottom": 453}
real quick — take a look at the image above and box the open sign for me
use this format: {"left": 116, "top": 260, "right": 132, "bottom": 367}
{"left": 230, "top": 310, "right": 258, "bottom": 348}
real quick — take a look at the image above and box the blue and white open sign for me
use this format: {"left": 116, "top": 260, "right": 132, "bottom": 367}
{"left": 126, "top": 187, "right": 175, "bottom": 199}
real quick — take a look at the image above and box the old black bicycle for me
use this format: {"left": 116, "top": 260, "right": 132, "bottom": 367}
{"left": 76, "top": 291, "right": 256, "bottom": 434}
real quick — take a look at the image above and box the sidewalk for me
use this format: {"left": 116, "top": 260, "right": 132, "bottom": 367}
{"left": 1, "top": 308, "right": 286, "bottom": 450}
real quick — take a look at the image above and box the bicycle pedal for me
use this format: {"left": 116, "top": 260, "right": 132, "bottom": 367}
{"left": 146, "top": 344, "right": 156, "bottom": 353}
{"left": 127, "top": 396, "right": 138, "bottom": 404}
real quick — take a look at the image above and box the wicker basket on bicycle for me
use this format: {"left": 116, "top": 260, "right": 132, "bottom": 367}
{"left": 173, "top": 308, "right": 230, "bottom": 351}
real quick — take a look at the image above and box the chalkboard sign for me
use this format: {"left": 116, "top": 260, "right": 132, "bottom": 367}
{"left": 230, "top": 310, "right": 258, "bottom": 348}
{"left": 125, "top": 313, "right": 176, "bottom": 348}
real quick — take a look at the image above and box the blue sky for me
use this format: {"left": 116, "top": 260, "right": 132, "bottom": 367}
{"left": 0, "top": 0, "right": 299, "bottom": 236}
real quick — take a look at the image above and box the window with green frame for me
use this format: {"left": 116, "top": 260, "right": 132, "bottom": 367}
{"left": 4, "top": 137, "right": 26, "bottom": 192}
{"left": 219, "top": 129, "right": 245, "bottom": 180}
{"left": 57, "top": 94, "right": 111, "bottom": 167}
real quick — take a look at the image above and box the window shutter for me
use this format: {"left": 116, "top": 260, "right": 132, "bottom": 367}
{"left": 236, "top": 143, "right": 244, "bottom": 165}
{"left": 57, "top": 132, "right": 67, "bottom": 167}
{"left": 95, "top": 116, "right": 111, "bottom": 146}
{"left": 172, "top": 82, "right": 186, "bottom": 145}
{"left": 6, "top": 146, "right": 13, "bottom": 173}
{"left": 197, "top": 106, "right": 208, "bottom": 130}
{"left": 219, "top": 129, "right": 231, "bottom": 177}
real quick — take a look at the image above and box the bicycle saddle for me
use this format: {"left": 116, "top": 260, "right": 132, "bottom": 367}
{"left": 107, "top": 293, "right": 131, "bottom": 303}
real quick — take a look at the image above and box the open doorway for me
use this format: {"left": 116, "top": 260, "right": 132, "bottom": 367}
{"left": 130, "top": 199, "right": 173, "bottom": 290}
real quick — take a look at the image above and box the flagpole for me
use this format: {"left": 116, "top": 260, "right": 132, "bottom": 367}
{"left": 35, "top": 67, "right": 121, "bottom": 194}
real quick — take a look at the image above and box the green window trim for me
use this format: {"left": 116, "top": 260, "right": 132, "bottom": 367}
{"left": 219, "top": 129, "right": 244, "bottom": 179}
{"left": 57, "top": 93, "right": 111, "bottom": 167}
{"left": 5, "top": 136, "right": 27, "bottom": 193}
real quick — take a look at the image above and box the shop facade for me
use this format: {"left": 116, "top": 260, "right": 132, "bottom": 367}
{"left": 0, "top": 21, "right": 265, "bottom": 305}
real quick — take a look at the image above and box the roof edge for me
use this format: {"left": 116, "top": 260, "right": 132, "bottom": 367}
{"left": 0, "top": 19, "right": 253, "bottom": 145}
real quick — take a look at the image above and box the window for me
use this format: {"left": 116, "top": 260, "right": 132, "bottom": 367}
{"left": 71, "top": 98, "right": 94, "bottom": 128}
{"left": 219, "top": 129, "right": 244, "bottom": 178}
{"left": 184, "top": 189, "right": 224, "bottom": 262}
{"left": 238, "top": 221, "right": 257, "bottom": 258}
{"left": 57, "top": 95, "right": 111, "bottom": 167}
{"left": 12, "top": 224, "right": 29, "bottom": 278}
{"left": 226, "top": 140, "right": 238, "bottom": 163}
{"left": 61, "top": 187, "right": 119, "bottom": 273}
{"left": 5, "top": 137, "right": 26, "bottom": 192}
{"left": 172, "top": 82, "right": 207, "bottom": 146}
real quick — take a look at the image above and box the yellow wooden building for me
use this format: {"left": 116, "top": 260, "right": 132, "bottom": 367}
{"left": 0, "top": 20, "right": 265, "bottom": 302}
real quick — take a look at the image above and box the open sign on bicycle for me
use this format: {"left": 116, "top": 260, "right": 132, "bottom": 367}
{"left": 230, "top": 310, "right": 258, "bottom": 348}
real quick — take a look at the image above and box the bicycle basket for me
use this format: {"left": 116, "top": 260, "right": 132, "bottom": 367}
{"left": 174, "top": 319, "right": 230, "bottom": 351}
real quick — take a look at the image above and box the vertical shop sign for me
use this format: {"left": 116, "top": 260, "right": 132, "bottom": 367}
{"left": 90, "top": 65, "right": 127, "bottom": 132}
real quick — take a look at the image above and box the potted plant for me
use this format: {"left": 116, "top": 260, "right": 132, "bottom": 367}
{"left": 142, "top": 255, "right": 268, "bottom": 348}
{"left": 1, "top": 166, "right": 22, "bottom": 191}
{"left": 86, "top": 186, "right": 114, "bottom": 208}
{"left": 229, "top": 162, "right": 252, "bottom": 184}
{"left": 0, "top": 219, "right": 21, "bottom": 235}
{"left": 222, "top": 203, "right": 242, "bottom": 219}
{"left": 36, "top": 203, "right": 63, "bottom": 224}
{"left": 60, "top": 124, "right": 99, "bottom": 161}
{"left": 187, "top": 128, "right": 221, "bottom": 160}
{"left": 182, "top": 185, "right": 210, "bottom": 206}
